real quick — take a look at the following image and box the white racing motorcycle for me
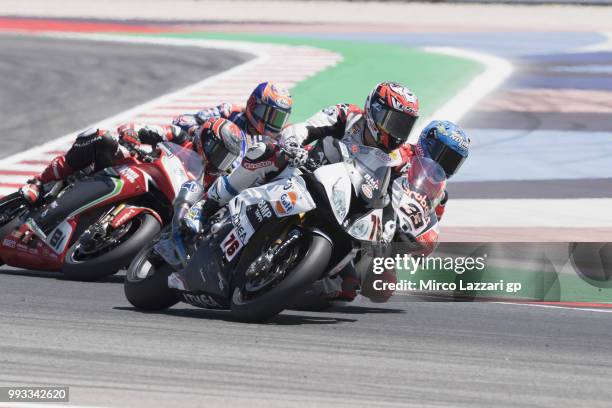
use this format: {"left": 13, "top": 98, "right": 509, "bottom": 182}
{"left": 124, "top": 138, "right": 446, "bottom": 322}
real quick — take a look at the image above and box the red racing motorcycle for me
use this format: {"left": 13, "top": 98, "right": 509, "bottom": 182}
{"left": 0, "top": 142, "right": 203, "bottom": 280}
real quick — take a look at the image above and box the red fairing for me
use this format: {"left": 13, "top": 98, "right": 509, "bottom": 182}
{"left": 435, "top": 203, "right": 446, "bottom": 221}
{"left": 416, "top": 228, "right": 439, "bottom": 256}
{"left": 0, "top": 219, "right": 77, "bottom": 271}
{"left": 110, "top": 206, "right": 162, "bottom": 229}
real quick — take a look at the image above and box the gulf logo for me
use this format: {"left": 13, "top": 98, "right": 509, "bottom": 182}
{"left": 275, "top": 191, "right": 298, "bottom": 215}
{"left": 361, "top": 184, "right": 373, "bottom": 199}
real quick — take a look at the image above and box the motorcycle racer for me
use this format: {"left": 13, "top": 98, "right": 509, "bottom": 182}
{"left": 166, "top": 81, "right": 470, "bottom": 303}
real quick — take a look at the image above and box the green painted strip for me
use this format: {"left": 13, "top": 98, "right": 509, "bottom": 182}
{"left": 141, "top": 32, "right": 484, "bottom": 123}
{"left": 67, "top": 178, "right": 124, "bottom": 219}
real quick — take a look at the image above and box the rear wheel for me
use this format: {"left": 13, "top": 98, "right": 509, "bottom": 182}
{"left": 124, "top": 240, "right": 179, "bottom": 310}
{"left": 230, "top": 222, "right": 333, "bottom": 322}
{"left": 63, "top": 213, "right": 161, "bottom": 281}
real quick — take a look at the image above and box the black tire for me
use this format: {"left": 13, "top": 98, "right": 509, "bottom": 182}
{"left": 62, "top": 213, "right": 161, "bottom": 281}
{"left": 0, "top": 193, "right": 28, "bottom": 267}
{"left": 124, "top": 243, "right": 179, "bottom": 310}
{"left": 230, "top": 231, "right": 333, "bottom": 322}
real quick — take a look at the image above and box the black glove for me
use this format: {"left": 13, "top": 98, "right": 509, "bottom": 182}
{"left": 137, "top": 128, "right": 164, "bottom": 146}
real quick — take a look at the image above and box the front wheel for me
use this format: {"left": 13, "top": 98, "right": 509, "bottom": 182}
{"left": 230, "top": 228, "right": 333, "bottom": 322}
{"left": 124, "top": 241, "right": 179, "bottom": 311}
{"left": 0, "top": 192, "right": 29, "bottom": 266}
{"left": 63, "top": 213, "right": 161, "bottom": 281}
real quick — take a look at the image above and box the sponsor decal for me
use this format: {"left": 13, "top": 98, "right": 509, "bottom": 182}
{"left": 247, "top": 201, "right": 274, "bottom": 226}
{"left": 118, "top": 166, "right": 139, "bottom": 183}
{"left": 181, "top": 180, "right": 200, "bottom": 193}
{"left": 363, "top": 173, "right": 380, "bottom": 190}
{"left": 449, "top": 131, "right": 470, "bottom": 150}
{"left": 375, "top": 149, "right": 392, "bottom": 162}
{"left": 275, "top": 191, "right": 298, "bottom": 215}
{"left": 242, "top": 160, "right": 273, "bottom": 170}
{"left": 182, "top": 293, "right": 222, "bottom": 308}
{"left": 113, "top": 207, "right": 138, "bottom": 228}
{"left": 361, "top": 184, "right": 373, "bottom": 199}
{"left": 2, "top": 238, "right": 16, "bottom": 248}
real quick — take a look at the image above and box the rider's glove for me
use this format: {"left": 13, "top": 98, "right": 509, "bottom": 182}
{"left": 282, "top": 137, "right": 308, "bottom": 168}
{"left": 118, "top": 128, "right": 141, "bottom": 147}
{"left": 19, "top": 178, "right": 42, "bottom": 204}
{"left": 137, "top": 127, "right": 164, "bottom": 146}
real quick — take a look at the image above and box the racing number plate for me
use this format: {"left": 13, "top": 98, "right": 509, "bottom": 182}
{"left": 221, "top": 228, "right": 243, "bottom": 262}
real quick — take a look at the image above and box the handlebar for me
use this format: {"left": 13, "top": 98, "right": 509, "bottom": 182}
{"left": 279, "top": 146, "right": 320, "bottom": 173}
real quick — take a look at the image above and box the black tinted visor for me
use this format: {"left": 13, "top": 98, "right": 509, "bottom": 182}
{"left": 203, "top": 137, "right": 239, "bottom": 173}
{"left": 375, "top": 108, "right": 418, "bottom": 146}
{"left": 429, "top": 142, "right": 465, "bottom": 177}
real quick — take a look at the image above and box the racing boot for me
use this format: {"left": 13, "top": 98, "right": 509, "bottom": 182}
{"left": 20, "top": 156, "right": 74, "bottom": 204}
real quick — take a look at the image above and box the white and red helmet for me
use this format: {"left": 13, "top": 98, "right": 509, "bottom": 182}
{"left": 364, "top": 82, "right": 419, "bottom": 152}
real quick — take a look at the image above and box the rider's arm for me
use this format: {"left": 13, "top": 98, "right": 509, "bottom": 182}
{"left": 117, "top": 123, "right": 190, "bottom": 146}
{"left": 194, "top": 103, "right": 244, "bottom": 124}
{"left": 202, "top": 137, "right": 281, "bottom": 216}
{"left": 281, "top": 103, "right": 360, "bottom": 146}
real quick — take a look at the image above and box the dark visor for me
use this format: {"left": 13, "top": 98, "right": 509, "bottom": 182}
{"left": 429, "top": 142, "right": 466, "bottom": 177}
{"left": 203, "top": 135, "right": 239, "bottom": 173}
{"left": 374, "top": 108, "right": 418, "bottom": 145}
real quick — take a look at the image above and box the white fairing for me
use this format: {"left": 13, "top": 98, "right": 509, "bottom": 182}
{"left": 391, "top": 177, "right": 430, "bottom": 237}
{"left": 313, "top": 163, "right": 352, "bottom": 225}
{"left": 221, "top": 174, "right": 316, "bottom": 260}
{"left": 159, "top": 147, "right": 190, "bottom": 197}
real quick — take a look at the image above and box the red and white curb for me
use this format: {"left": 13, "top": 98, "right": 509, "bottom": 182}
{"left": 0, "top": 32, "right": 342, "bottom": 197}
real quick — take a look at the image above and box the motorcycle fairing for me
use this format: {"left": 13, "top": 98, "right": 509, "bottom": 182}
{"left": 313, "top": 162, "right": 352, "bottom": 225}
{"left": 171, "top": 222, "right": 233, "bottom": 307}
{"left": 35, "top": 176, "right": 122, "bottom": 235}
{"left": 226, "top": 174, "right": 315, "bottom": 245}
{"left": 346, "top": 208, "right": 384, "bottom": 242}
{"left": 391, "top": 176, "right": 431, "bottom": 237}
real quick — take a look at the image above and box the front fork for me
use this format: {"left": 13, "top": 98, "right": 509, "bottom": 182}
{"left": 79, "top": 204, "right": 127, "bottom": 248}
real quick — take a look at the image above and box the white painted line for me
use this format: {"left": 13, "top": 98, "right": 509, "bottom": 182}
{"left": 580, "top": 31, "right": 612, "bottom": 52}
{"left": 409, "top": 46, "right": 513, "bottom": 145}
{"left": 443, "top": 198, "right": 612, "bottom": 227}
{"left": 495, "top": 302, "right": 612, "bottom": 314}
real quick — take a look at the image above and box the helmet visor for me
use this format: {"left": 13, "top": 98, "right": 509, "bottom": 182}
{"left": 374, "top": 108, "right": 418, "bottom": 146}
{"left": 203, "top": 135, "right": 239, "bottom": 173}
{"left": 428, "top": 141, "right": 466, "bottom": 177}
{"left": 253, "top": 104, "right": 290, "bottom": 133}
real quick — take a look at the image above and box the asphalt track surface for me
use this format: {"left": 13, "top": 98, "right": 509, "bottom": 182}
{"left": 1, "top": 31, "right": 611, "bottom": 408}
{"left": 0, "top": 34, "right": 251, "bottom": 159}
{"left": 2, "top": 270, "right": 612, "bottom": 407}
